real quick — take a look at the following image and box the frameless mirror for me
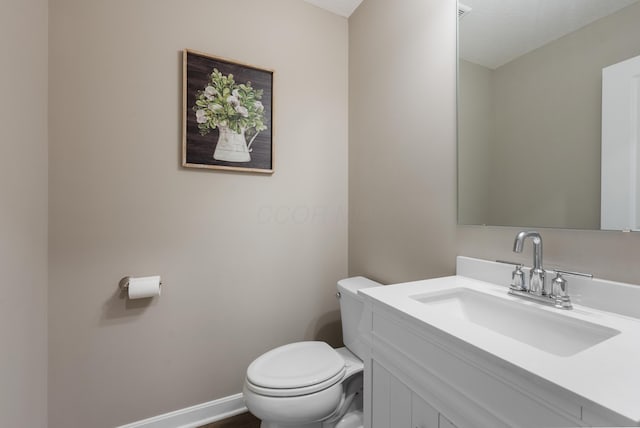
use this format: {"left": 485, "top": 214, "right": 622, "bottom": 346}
{"left": 457, "top": 0, "right": 640, "bottom": 230}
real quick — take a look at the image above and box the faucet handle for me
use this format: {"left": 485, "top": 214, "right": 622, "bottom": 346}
{"left": 496, "top": 260, "right": 526, "bottom": 292}
{"left": 550, "top": 269, "right": 592, "bottom": 297}
{"left": 553, "top": 269, "right": 593, "bottom": 279}
{"left": 550, "top": 269, "right": 592, "bottom": 310}
{"left": 496, "top": 260, "right": 524, "bottom": 267}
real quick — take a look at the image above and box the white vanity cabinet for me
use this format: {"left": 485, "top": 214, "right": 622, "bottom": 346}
{"left": 361, "top": 300, "right": 635, "bottom": 428}
{"left": 371, "top": 360, "right": 439, "bottom": 428}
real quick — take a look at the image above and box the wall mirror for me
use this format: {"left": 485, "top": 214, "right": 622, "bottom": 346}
{"left": 457, "top": 0, "right": 640, "bottom": 230}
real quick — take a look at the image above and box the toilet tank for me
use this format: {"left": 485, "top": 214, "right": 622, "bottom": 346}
{"left": 337, "top": 276, "right": 382, "bottom": 359}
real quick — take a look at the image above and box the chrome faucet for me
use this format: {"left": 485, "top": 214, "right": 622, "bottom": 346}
{"left": 504, "top": 231, "right": 593, "bottom": 310}
{"left": 513, "top": 231, "right": 546, "bottom": 295}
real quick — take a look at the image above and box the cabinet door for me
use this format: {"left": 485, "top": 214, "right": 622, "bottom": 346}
{"left": 372, "top": 361, "right": 412, "bottom": 428}
{"left": 439, "top": 414, "right": 457, "bottom": 428}
{"left": 411, "top": 393, "right": 438, "bottom": 428}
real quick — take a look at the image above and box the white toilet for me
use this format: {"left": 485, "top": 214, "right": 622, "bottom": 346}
{"left": 243, "top": 277, "right": 381, "bottom": 428}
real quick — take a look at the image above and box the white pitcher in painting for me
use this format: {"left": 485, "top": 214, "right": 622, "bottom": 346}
{"left": 213, "top": 125, "right": 260, "bottom": 163}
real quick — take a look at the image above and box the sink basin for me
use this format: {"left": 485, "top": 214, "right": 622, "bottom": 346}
{"left": 411, "top": 288, "right": 620, "bottom": 357}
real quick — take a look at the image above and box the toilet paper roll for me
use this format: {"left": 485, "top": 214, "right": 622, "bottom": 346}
{"left": 128, "top": 276, "right": 161, "bottom": 299}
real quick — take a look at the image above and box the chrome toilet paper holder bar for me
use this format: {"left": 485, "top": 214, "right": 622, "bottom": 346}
{"left": 119, "top": 276, "right": 164, "bottom": 290}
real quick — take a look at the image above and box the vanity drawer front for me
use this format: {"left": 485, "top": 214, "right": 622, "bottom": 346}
{"left": 371, "top": 311, "right": 584, "bottom": 428}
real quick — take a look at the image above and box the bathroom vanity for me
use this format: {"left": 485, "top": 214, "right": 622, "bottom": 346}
{"left": 358, "top": 257, "right": 640, "bottom": 428}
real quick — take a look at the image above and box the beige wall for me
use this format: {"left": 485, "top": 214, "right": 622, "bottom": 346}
{"left": 350, "top": 0, "right": 640, "bottom": 287}
{"left": 348, "top": 0, "right": 458, "bottom": 284}
{"left": 0, "top": 0, "right": 49, "bottom": 426}
{"left": 48, "top": 1, "right": 348, "bottom": 426}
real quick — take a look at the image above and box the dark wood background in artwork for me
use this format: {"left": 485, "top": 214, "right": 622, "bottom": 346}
{"left": 184, "top": 51, "right": 273, "bottom": 171}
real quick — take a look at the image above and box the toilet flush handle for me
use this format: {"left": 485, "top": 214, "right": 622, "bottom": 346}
{"left": 336, "top": 292, "right": 341, "bottom": 299}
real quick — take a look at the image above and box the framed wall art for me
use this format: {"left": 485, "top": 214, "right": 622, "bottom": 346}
{"left": 182, "top": 49, "right": 274, "bottom": 173}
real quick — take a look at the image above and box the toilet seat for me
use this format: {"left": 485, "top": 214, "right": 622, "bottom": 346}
{"left": 246, "top": 341, "right": 346, "bottom": 397}
{"left": 246, "top": 367, "right": 346, "bottom": 397}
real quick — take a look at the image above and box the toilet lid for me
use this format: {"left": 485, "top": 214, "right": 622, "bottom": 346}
{"left": 247, "top": 341, "right": 346, "bottom": 390}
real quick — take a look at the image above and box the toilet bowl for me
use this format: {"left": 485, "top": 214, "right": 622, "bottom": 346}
{"left": 243, "top": 343, "right": 363, "bottom": 427}
{"left": 243, "top": 277, "right": 381, "bottom": 428}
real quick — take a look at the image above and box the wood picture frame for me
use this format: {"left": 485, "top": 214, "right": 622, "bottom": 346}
{"left": 182, "top": 49, "right": 274, "bottom": 173}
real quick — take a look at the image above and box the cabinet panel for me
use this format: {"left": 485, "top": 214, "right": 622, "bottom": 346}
{"left": 439, "top": 414, "right": 457, "bottom": 428}
{"left": 411, "top": 393, "right": 438, "bottom": 428}
{"left": 389, "top": 370, "right": 412, "bottom": 427}
{"left": 372, "top": 361, "right": 411, "bottom": 428}
{"left": 371, "top": 361, "right": 390, "bottom": 428}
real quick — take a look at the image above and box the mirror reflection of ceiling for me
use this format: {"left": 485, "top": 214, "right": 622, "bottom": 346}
{"left": 459, "top": 0, "right": 640, "bottom": 69}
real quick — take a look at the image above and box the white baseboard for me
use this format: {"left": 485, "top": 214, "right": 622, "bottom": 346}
{"left": 117, "top": 393, "right": 248, "bottom": 428}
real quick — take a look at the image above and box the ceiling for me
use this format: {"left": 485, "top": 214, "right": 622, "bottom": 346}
{"left": 459, "top": 0, "right": 639, "bottom": 69}
{"left": 303, "top": 0, "right": 363, "bottom": 17}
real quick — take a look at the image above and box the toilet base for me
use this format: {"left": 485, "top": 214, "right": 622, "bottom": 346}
{"left": 256, "top": 389, "right": 363, "bottom": 428}
{"left": 334, "top": 410, "right": 363, "bottom": 428}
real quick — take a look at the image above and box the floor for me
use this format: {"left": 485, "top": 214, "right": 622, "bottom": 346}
{"left": 199, "top": 412, "right": 261, "bottom": 428}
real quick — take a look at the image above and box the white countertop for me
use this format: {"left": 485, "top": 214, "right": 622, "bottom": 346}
{"left": 359, "top": 273, "right": 640, "bottom": 424}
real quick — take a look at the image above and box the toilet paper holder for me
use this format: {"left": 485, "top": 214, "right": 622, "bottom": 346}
{"left": 119, "top": 276, "right": 164, "bottom": 290}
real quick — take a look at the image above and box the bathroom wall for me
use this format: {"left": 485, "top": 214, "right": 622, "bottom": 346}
{"left": 48, "top": 1, "right": 348, "bottom": 427}
{"left": 349, "top": 0, "right": 640, "bottom": 287}
{"left": 0, "top": 0, "right": 49, "bottom": 426}
{"left": 348, "top": 0, "right": 458, "bottom": 284}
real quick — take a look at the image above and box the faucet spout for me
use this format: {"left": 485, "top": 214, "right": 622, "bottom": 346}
{"left": 513, "top": 231, "right": 545, "bottom": 295}
{"left": 513, "top": 231, "right": 543, "bottom": 270}
{"left": 507, "top": 231, "right": 578, "bottom": 309}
